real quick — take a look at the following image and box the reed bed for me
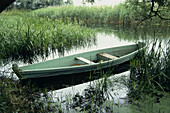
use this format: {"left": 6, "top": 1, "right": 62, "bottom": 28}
{"left": 128, "top": 40, "right": 170, "bottom": 100}
{"left": 1, "top": 63, "right": 169, "bottom": 112}
{"left": 32, "top": 4, "right": 132, "bottom": 26}
{"left": 0, "top": 75, "right": 61, "bottom": 112}
{"left": 32, "top": 4, "right": 168, "bottom": 26}
{"left": 0, "top": 12, "right": 96, "bottom": 63}
{"left": 0, "top": 65, "right": 116, "bottom": 112}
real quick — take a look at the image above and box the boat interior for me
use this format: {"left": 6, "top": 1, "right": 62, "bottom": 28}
{"left": 20, "top": 43, "right": 142, "bottom": 71}
{"left": 73, "top": 52, "right": 119, "bottom": 66}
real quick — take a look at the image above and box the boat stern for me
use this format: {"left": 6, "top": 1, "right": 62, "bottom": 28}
{"left": 12, "top": 64, "right": 22, "bottom": 79}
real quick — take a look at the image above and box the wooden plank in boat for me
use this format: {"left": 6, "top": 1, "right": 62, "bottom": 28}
{"left": 75, "top": 57, "right": 95, "bottom": 64}
{"left": 97, "top": 53, "right": 118, "bottom": 60}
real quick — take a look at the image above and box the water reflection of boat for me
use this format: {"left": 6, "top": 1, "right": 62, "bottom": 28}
{"left": 12, "top": 42, "right": 145, "bottom": 89}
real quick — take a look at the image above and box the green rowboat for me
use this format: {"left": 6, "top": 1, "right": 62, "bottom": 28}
{"left": 12, "top": 42, "right": 145, "bottom": 86}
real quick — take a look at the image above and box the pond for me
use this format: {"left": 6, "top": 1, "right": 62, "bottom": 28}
{"left": 1, "top": 24, "right": 169, "bottom": 98}
{"left": 0, "top": 0, "right": 169, "bottom": 112}
{"left": 0, "top": 26, "right": 136, "bottom": 77}
{"left": 0, "top": 21, "right": 169, "bottom": 112}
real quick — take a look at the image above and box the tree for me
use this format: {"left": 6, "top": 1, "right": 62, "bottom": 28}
{"left": 126, "top": 0, "right": 170, "bottom": 22}
{"left": 0, "top": 0, "right": 64, "bottom": 12}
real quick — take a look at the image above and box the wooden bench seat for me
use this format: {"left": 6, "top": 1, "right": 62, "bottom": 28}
{"left": 97, "top": 53, "right": 118, "bottom": 60}
{"left": 75, "top": 57, "right": 95, "bottom": 64}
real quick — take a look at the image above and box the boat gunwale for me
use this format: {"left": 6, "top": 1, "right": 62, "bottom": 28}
{"left": 20, "top": 45, "right": 145, "bottom": 73}
{"left": 21, "top": 43, "right": 137, "bottom": 67}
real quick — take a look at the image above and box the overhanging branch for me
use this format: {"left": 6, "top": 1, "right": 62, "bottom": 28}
{"left": 0, "top": 0, "right": 16, "bottom": 13}
{"left": 150, "top": 0, "right": 170, "bottom": 20}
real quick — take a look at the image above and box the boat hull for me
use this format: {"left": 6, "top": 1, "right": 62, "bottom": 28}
{"left": 21, "top": 61, "right": 130, "bottom": 89}
{"left": 13, "top": 42, "right": 146, "bottom": 89}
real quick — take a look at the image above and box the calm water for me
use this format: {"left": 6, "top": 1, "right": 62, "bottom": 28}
{"left": 0, "top": 25, "right": 169, "bottom": 106}
{"left": 52, "top": 71, "right": 130, "bottom": 104}
{"left": 40, "top": 26, "right": 169, "bottom": 105}
{"left": 1, "top": 1, "right": 169, "bottom": 111}
{"left": 0, "top": 27, "right": 137, "bottom": 104}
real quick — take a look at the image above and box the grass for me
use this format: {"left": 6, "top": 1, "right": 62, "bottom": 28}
{"left": 0, "top": 65, "right": 116, "bottom": 112}
{"left": 0, "top": 11, "right": 96, "bottom": 63}
{"left": 31, "top": 4, "right": 168, "bottom": 27}
{"left": 0, "top": 5, "right": 169, "bottom": 113}
{"left": 128, "top": 39, "right": 170, "bottom": 101}
{"left": 32, "top": 5, "right": 130, "bottom": 26}
{"left": 0, "top": 76, "right": 58, "bottom": 112}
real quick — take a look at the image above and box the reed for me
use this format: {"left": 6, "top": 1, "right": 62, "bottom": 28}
{"left": 0, "top": 65, "right": 115, "bottom": 112}
{"left": 32, "top": 4, "right": 132, "bottom": 26}
{"left": 128, "top": 39, "right": 170, "bottom": 100}
{"left": 32, "top": 4, "right": 168, "bottom": 26}
{"left": 0, "top": 75, "right": 60, "bottom": 112}
{"left": 0, "top": 12, "right": 96, "bottom": 63}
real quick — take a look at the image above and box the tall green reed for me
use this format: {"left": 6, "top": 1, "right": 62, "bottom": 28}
{"left": 0, "top": 75, "right": 60, "bottom": 112}
{"left": 0, "top": 12, "right": 96, "bottom": 63}
{"left": 128, "top": 39, "right": 170, "bottom": 100}
{"left": 32, "top": 4, "right": 168, "bottom": 26}
{"left": 32, "top": 4, "right": 132, "bottom": 26}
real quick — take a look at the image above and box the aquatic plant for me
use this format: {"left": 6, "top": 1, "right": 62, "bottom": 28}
{"left": 32, "top": 5, "right": 128, "bottom": 25}
{"left": 32, "top": 4, "right": 168, "bottom": 26}
{"left": 128, "top": 39, "right": 170, "bottom": 100}
{"left": 0, "top": 75, "right": 60, "bottom": 112}
{"left": 0, "top": 12, "right": 96, "bottom": 63}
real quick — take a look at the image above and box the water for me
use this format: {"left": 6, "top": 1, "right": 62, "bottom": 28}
{"left": 52, "top": 71, "right": 130, "bottom": 104}
{"left": 1, "top": 30, "right": 135, "bottom": 69}
{"left": 41, "top": 26, "right": 169, "bottom": 106}
{"left": 56, "top": 32, "right": 134, "bottom": 58}
{"left": 0, "top": 29, "right": 135, "bottom": 106}
{"left": 1, "top": 24, "right": 169, "bottom": 111}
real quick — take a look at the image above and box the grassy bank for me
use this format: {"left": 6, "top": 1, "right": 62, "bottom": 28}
{"left": 0, "top": 5, "right": 170, "bottom": 113}
{"left": 0, "top": 11, "right": 96, "bottom": 63}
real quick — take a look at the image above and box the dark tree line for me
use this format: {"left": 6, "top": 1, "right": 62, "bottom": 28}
{"left": 7, "top": 0, "right": 64, "bottom": 10}
{"left": 0, "top": 0, "right": 169, "bottom": 21}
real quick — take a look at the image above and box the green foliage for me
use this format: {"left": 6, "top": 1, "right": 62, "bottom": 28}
{"left": 125, "top": 0, "right": 170, "bottom": 23}
{"left": 32, "top": 4, "right": 134, "bottom": 26}
{"left": 32, "top": 4, "right": 169, "bottom": 26}
{"left": 7, "top": 0, "right": 64, "bottom": 10}
{"left": 0, "top": 11, "right": 96, "bottom": 63}
{"left": 129, "top": 40, "right": 170, "bottom": 100}
{"left": 0, "top": 76, "right": 59, "bottom": 112}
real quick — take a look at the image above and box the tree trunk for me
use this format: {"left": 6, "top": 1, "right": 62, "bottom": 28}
{"left": 0, "top": 0, "right": 15, "bottom": 13}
